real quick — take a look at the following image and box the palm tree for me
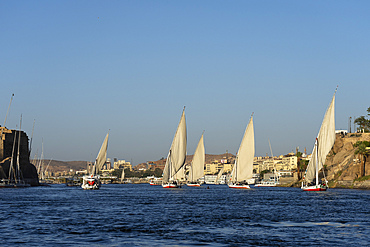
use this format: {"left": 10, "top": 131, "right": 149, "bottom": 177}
{"left": 354, "top": 141, "right": 370, "bottom": 177}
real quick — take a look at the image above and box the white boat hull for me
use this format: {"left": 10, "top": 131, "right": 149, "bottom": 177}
{"left": 162, "top": 182, "right": 179, "bottom": 188}
{"left": 186, "top": 183, "right": 201, "bottom": 187}
{"left": 82, "top": 175, "right": 101, "bottom": 190}
{"left": 254, "top": 183, "right": 277, "bottom": 187}
{"left": 301, "top": 184, "right": 328, "bottom": 191}
{"left": 228, "top": 183, "right": 250, "bottom": 189}
{"left": 254, "top": 180, "right": 278, "bottom": 187}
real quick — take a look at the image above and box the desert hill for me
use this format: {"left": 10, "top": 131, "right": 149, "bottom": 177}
{"left": 32, "top": 160, "right": 88, "bottom": 174}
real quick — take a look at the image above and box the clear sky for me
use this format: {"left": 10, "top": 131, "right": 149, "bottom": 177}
{"left": 1, "top": 1, "right": 370, "bottom": 165}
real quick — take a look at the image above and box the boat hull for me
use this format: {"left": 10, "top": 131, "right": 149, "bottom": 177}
{"left": 301, "top": 184, "right": 327, "bottom": 191}
{"left": 82, "top": 175, "right": 101, "bottom": 190}
{"left": 254, "top": 184, "right": 277, "bottom": 187}
{"left": 228, "top": 183, "right": 250, "bottom": 189}
{"left": 186, "top": 183, "right": 201, "bottom": 187}
{"left": 162, "top": 183, "right": 179, "bottom": 188}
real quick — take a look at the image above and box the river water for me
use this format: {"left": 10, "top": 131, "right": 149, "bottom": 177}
{"left": 0, "top": 184, "right": 369, "bottom": 246}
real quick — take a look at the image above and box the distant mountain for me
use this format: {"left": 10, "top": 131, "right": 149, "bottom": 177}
{"left": 144, "top": 153, "right": 235, "bottom": 167}
{"left": 31, "top": 159, "right": 88, "bottom": 173}
{"left": 33, "top": 153, "right": 236, "bottom": 174}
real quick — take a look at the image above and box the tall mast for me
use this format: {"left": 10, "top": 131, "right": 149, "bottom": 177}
{"left": 268, "top": 139, "right": 276, "bottom": 182}
{"left": 29, "top": 119, "right": 35, "bottom": 155}
{"left": 315, "top": 138, "right": 319, "bottom": 186}
{"left": 16, "top": 115, "right": 22, "bottom": 182}
{"left": 3, "top": 94, "right": 14, "bottom": 127}
{"left": 9, "top": 129, "right": 18, "bottom": 182}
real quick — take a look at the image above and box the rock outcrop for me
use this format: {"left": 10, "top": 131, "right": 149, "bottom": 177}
{"left": 0, "top": 127, "right": 39, "bottom": 186}
{"left": 325, "top": 133, "right": 370, "bottom": 188}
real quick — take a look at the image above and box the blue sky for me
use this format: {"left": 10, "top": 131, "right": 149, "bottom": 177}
{"left": 1, "top": 1, "right": 370, "bottom": 165}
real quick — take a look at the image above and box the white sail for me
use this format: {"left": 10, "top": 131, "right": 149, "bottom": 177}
{"left": 162, "top": 109, "right": 187, "bottom": 183}
{"left": 215, "top": 166, "right": 224, "bottom": 184}
{"left": 231, "top": 115, "right": 254, "bottom": 182}
{"left": 305, "top": 91, "right": 336, "bottom": 183}
{"left": 121, "top": 168, "right": 125, "bottom": 182}
{"left": 94, "top": 131, "right": 109, "bottom": 174}
{"left": 173, "top": 165, "right": 186, "bottom": 181}
{"left": 188, "top": 133, "right": 205, "bottom": 182}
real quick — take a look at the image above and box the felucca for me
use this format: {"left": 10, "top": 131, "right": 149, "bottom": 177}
{"left": 187, "top": 133, "right": 205, "bottom": 187}
{"left": 162, "top": 108, "right": 187, "bottom": 188}
{"left": 228, "top": 114, "right": 255, "bottom": 189}
{"left": 301, "top": 88, "right": 337, "bottom": 191}
{"left": 81, "top": 131, "right": 109, "bottom": 190}
{"left": 120, "top": 167, "right": 125, "bottom": 183}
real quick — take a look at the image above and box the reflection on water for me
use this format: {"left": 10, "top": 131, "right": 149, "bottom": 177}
{"left": 0, "top": 184, "right": 369, "bottom": 246}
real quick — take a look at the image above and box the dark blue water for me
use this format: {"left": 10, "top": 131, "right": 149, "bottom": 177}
{"left": 0, "top": 184, "right": 369, "bottom": 246}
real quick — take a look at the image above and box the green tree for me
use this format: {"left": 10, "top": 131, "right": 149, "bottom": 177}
{"left": 354, "top": 116, "right": 370, "bottom": 132}
{"left": 353, "top": 141, "right": 370, "bottom": 177}
{"left": 154, "top": 168, "right": 163, "bottom": 177}
{"left": 296, "top": 151, "right": 302, "bottom": 180}
{"left": 259, "top": 169, "right": 270, "bottom": 179}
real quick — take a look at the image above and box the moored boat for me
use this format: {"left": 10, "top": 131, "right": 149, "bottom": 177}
{"left": 228, "top": 114, "right": 255, "bottom": 190}
{"left": 82, "top": 131, "right": 109, "bottom": 190}
{"left": 186, "top": 132, "right": 205, "bottom": 187}
{"left": 254, "top": 180, "right": 277, "bottom": 187}
{"left": 162, "top": 108, "right": 187, "bottom": 189}
{"left": 301, "top": 88, "right": 337, "bottom": 191}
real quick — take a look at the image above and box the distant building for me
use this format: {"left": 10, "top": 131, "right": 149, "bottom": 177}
{"left": 282, "top": 155, "right": 297, "bottom": 170}
{"left": 113, "top": 159, "right": 132, "bottom": 171}
{"left": 205, "top": 162, "right": 230, "bottom": 175}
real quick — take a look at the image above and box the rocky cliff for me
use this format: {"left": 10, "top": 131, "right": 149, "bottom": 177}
{"left": 325, "top": 133, "right": 370, "bottom": 189}
{"left": 0, "top": 127, "right": 39, "bottom": 185}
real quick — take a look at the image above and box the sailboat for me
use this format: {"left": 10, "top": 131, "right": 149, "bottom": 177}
{"left": 255, "top": 139, "right": 279, "bottom": 187}
{"left": 162, "top": 108, "right": 187, "bottom": 188}
{"left": 120, "top": 168, "right": 125, "bottom": 183}
{"left": 301, "top": 88, "right": 337, "bottom": 191}
{"left": 187, "top": 133, "right": 205, "bottom": 187}
{"left": 81, "top": 131, "right": 109, "bottom": 190}
{"left": 228, "top": 114, "right": 255, "bottom": 189}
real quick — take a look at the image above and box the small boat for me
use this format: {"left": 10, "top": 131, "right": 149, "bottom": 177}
{"left": 162, "top": 181, "right": 180, "bottom": 188}
{"left": 162, "top": 108, "right": 187, "bottom": 189}
{"left": 254, "top": 180, "right": 277, "bottom": 187}
{"left": 228, "top": 114, "right": 255, "bottom": 189}
{"left": 186, "top": 182, "right": 201, "bottom": 187}
{"left": 82, "top": 174, "right": 101, "bottom": 189}
{"left": 82, "top": 131, "right": 109, "bottom": 190}
{"left": 301, "top": 88, "right": 337, "bottom": 191}
{"left": 149, "top": 179, "right": 162, "bottom": 186}
{"left": 255, "top": 139, "right": 279, "bottom": 188}
{"left": 228, "top": 182, "right": 250, "bottom": 189}
{"left": 187, "top": 132, "right": 205, "bottom": 187}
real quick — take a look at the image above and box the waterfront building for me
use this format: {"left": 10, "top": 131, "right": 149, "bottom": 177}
{"left": 282, "top": 155, "right": 297, "bottom": 170}
{"left": 113, "top": 159, "right": 132, "bottom": 171}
